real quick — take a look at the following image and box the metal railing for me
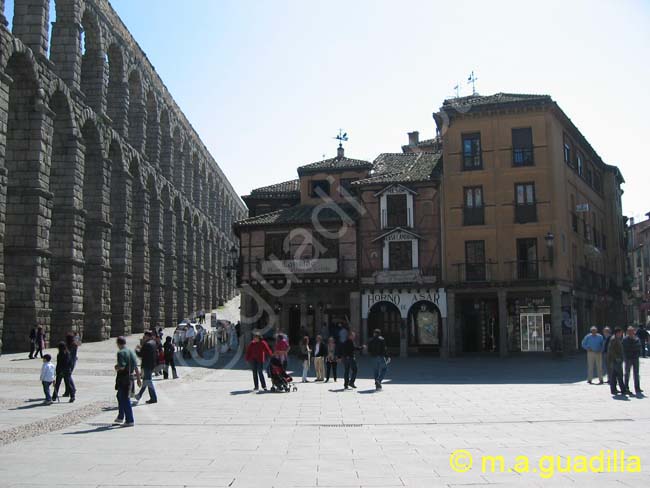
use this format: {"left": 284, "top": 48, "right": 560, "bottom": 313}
{"left": 514, "top": 203, "right": 537, "bottom": 223}
{"left": 504, "top": 259, "right": 551, "bottom": 281}
{"left": 512, "top": 147, "right": 534, "bottom": 166}
{"left": 463, "top": 206, "right": 485, "bottom": 226}
{"left": 451, "top": 261, "right": 497, "bottom": 283}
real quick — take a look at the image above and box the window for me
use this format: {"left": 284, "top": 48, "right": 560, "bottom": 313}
{"left": 563, "top": 134, "right": 572, "bottom": 166}
{"left": 316, "top": 235, "right": 339, "bottom": 258}
{"left": 265, "top": 233, "right": 289, "bottom": 260}
{"left": 577, "top": 152, "right": 584, "bottom": 176}
{"left": 515, "top": 182, "right": 537, "bottom": 223}
{"left": 465, "top": 240, "right": 486, "bottom": 281}
{"left": 516, "top": 238, "right": 538, "bottom": 279}
{"left": 388, "top": 241, "right": 412, "bottom": 270}
{"left": 463, "top": 186, "right": 484, "bottom": 225}
{"left": 387, "top": 194, "right": 408, "bottom": 227}
{"left": 594, "top": 172, "right": 603, "bottom": 193}
{"left": 311, "top": 180, "right": 330, "bottom": 197}
{"left": 586, "top": 164, "right": 593, "bottom": 186}
{"left": 571, "top": 212, "right": 578, "bottom": 232}
{"left": 512, "top": 127, "right": 534, "bottom": 166}
{"left": 462, "top": 132, "right": 482, "bottom": 170}
{"left": 520, "top": 313, "right": 545, "bottom": 351}
{"left": 339, "top": 178, "right": 356, "bottom": 196}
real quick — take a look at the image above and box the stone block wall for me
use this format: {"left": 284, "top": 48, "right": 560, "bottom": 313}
{"left": 0, "top": 0, "right": 245, "bottom": 352}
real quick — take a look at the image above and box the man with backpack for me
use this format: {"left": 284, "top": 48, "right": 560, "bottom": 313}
{"left": 367, "top": 329, "right": 389, "bottom": 390}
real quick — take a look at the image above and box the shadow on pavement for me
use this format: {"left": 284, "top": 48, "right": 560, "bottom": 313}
{"left": 230, "top": 389, "right": 253, "bottom": 395}
{"left": 10, "top": 402, "right": 51, "bottom": 410}
{"left": 63, "top": 424, "right": 116, "bottom": 435}
{"left": 178, "top": 350, "right": 597, "bottom": 385}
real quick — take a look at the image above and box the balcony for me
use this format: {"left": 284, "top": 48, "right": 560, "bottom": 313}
{"left": 259, "top": 258, "right": 338, "bottom": 275}
{"left": 514, "top": 203, "right": 537, "bottom": 224}
{"left": 512, "top": 147, "right": 534, "bottom": 166}
{"left": 451, "top": 261, "right": 496, "bottom": 283}
{"left": 463, "top": 206, "right": 485, "bottom": 226}
{"left": 578, "top": 266, "right": 607, "bottom": 290}
{"left": 505, "top": 260, "right": 552, "bottom": 281}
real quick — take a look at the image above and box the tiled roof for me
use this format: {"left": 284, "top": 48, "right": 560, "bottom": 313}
{"left": 234, "top": 203, "right": 360, "bottom": 228}
{"left": 297, "top": 155, "right": 373, "bottom": 175}
{"left": 352, "top": 152, "right": 441, "bottom": 186}
{"left": 244, "top": 179, "right": 301, "bottom": 200}
{"left": 442, "top": 92, "right": 551, "bottom": 112}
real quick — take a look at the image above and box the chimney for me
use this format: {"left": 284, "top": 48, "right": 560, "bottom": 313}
{"left": 337, "top": 145, "right": 344, "bottom": 159}
{"left": 408, "top": 131, "right": 419, "bottom": 146}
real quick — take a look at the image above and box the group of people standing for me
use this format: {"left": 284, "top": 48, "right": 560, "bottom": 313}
{"left": 245, "top": 325, "right": 390, "bottom": 392}
{"left": 581, "top": 324, "right": 647, "bottom": 396}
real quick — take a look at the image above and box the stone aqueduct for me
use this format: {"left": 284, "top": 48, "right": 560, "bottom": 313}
{"left": 0, "top": 0, "right": 246, "bottom": 352}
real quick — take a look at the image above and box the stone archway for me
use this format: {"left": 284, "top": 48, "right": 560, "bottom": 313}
{"left": 407, "top": 300, "right": 442, "bottom": 348}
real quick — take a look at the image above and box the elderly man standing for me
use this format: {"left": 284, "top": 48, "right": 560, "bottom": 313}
{"left": 581, "top": 326, "right": 604, "bottom": 384}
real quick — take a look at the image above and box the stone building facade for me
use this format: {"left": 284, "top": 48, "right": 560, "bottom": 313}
{"left": 0, "top": 0, "right": 245, "bottom": 352}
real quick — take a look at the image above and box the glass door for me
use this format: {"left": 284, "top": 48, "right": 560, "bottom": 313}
{"left": 520, "top": 313, "right": 544, "bottom": 351}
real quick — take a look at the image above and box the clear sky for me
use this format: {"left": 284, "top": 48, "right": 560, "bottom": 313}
{"left": 5, "top": 0, "right": 650, "bottom": 220}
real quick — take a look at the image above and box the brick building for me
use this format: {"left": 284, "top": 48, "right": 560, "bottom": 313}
{"left": 627, "top": 214, "right": 650, "bottom": 326}
{"left": 235, "top": 146, "right": 446, "bottom": 355}
{"left": 0, "top": 1, "right": 245, "bottom": 352}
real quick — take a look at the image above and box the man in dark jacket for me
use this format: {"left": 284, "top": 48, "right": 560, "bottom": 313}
{"left": 367, "top": 329, "right": 389, "bottom": 390}
{"left": 134, "top": 331, "right": 158, "bottom": 404}
{"left": 606, "top": 328, "right": 625, "bottom": 395}
{"left": 636, "top": 324, "right": 649, "bottom": 358}
{"left": 622, "top": 326, "right": 643, "bottom": 395}
{"left": 341, "top": 331, "right": 362, "bottom": 390}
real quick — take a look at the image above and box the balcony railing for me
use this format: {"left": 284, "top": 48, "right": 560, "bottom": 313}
{"left": 451, "top": 261, "right": 496, "bottom": 283}
{"left": 463, "top": 206, "right": 485, "bottom": 226}
{"left": 504, "top": 260, "right": 552, "bottom": 281}
{"left": 578, "top": 266, "right": 607, "bottom": 290}
{"left": 514, "top": 203, "right": 537, "bottom": 223}
{"left": 513, "top": 147, "right": 534, "bottom": 166}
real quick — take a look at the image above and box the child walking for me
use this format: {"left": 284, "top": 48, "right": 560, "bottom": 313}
{"left": 40, "top": 354, "right": 55, "bottom": 405}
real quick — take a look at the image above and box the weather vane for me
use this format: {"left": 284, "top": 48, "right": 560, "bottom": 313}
{"left": 467, "top": 71, "right": 478, "bottom": 95}
{"left": 334, "top": 129, "right": 348, "bottom": 148}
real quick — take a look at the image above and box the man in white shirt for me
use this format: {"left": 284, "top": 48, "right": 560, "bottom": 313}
{"left": 313, "top": 335, "right": 326, "bottom": 381}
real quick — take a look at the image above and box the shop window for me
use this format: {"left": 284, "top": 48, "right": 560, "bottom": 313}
{"left": 387, "top": 194, "right": 408, "bottom": 227}
{"left": 311, "top": 180, "right": 330, "bottom": 197}
{"left": 462, "top": 132, "right": 482, "bottom": 170}
{"left": 388, "top": 241, "right": 412, "bottom": 270}
{"left": 409, "top": 302, "right": 440, "bottom": 346}
{"left": 520, "top": 313, "right": 545, "bottom": 351}
{"left": 512, "top": 127, "right": 534, "bottom": 166}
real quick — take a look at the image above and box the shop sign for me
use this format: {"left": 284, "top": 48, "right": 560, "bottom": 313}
{"left": 261, "top": 258, "right": 338, "bottom": 275}
{"left": 362, "top": 288, "right": 447, "bottom": 319}
{"left": 385, "top": 231, "right": 416, "bottom": 242}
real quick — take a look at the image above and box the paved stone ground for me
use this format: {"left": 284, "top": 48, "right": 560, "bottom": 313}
{"left": 0, "top": 306, "right": 648, "bottom": 487}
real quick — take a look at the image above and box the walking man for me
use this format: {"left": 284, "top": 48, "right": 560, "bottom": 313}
{"left": 602, "top": 326, "right": 612, "bottom": 382}
{"left": 606, "top": 327, "right": 626, "bottom": 395}
{"left": 622, "top": 326, "right": 643, "bottom": 396}
{"left": 367, "top": 329, "right": 389, "bottom": 390}
{"left": 581, "top": 326, "right": 604, "bottom": 384}
{"left": 28, "top": 326, "right": 37, "bottom": 359}
{"left": 341, "top": 331, "right": 362, "bottom": 390}
{"left": 134, "top": 331, "right": 158, "bottom": 404}
{"left": 114, "top": 336, "right": 141, "bottom": 427}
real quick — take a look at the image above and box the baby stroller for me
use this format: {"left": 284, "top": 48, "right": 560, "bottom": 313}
{"left": 269, "top": 357, "right": 297, "bottom": 392}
